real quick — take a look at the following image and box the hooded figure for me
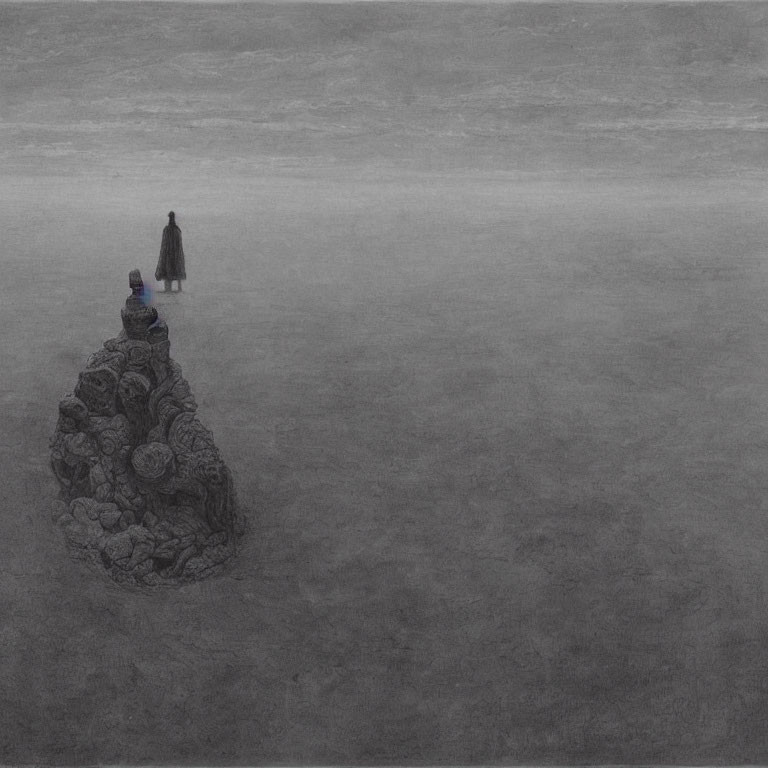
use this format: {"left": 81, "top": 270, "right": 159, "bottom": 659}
{"left": 155, "top": 211, "right": 186, "bottom": 292}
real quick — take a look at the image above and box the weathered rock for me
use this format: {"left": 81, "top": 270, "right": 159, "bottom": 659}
{"left": 204, "top": 543, "right": 231, "bottom": 566}
{"left": 206, "top": 531, "right": 227, "bottom": 548}
{"left": 63, "top": 510, "right": 107, "bottom": 552}
{"left": 130, "top": 559, "right": 155, "bottom": 578}
{"left": 145, "top": 425, "right": 167, "bottom": 444}
{"left": 119, "top": 508, "right": 137, "bottom": 529}
{"left": 102, "top": 525, "right": 155, "bottom": 569}
{"left": 131, "top": 441, "right": 174, "bottom": 481}
{"left": 123, "top": 340, "right": 152, "bottom": 372}
{"left": 50, "top": 269, "right": 243, "bottom": 587}
{"left": 99, "top": 506, "right": 123, "bottom": 530}
{"left": 64, "top": 432, "right": 97, "bottom": 460}
{"left": 126, "top": 536, "right": 156, "bottom": 570}
{"left": 71, "top": 497, "right": 101, "bottom": 522}
{"left": 75, "top": 366, "right": 120, "bottom": 417}
{"left": 182, "top": 556, "right": 210, "bottom": 579}
{"left": 118, "top": 371, "right": 153, "bottom": 441}
{"left": 152, "top": 538, "right": 182, "bottom": 561}
{"left": 168, "top": 412, "right": 216, "bottom": 455}
{"left": 57, "top": 511, "right": 75, "bottom": 529}
{"left": 59, "top": 396, "right": 89, "bottom": 424}
{"left": 102, "top": 530, "right": 135, "bottom": 564}
{"left": 94, "top": 482, "right": 114, "bottom": 503}
{"left": 85, "top": 349, "right": 126, "bottom": 375}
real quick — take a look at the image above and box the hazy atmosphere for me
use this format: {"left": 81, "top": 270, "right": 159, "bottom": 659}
{"left": 2, "top": 1, "right": 768, "bottom": 764}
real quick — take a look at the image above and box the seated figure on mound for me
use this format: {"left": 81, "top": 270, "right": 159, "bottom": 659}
{"left": 50, "top": 270, "right": 243, "bottom": 587}
{"left": 155, "top": 211, "right": 186, "bottom": 293}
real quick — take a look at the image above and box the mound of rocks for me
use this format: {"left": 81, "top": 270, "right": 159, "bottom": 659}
{"left": 50, "top": 270, "right": 244, "bottom": 586}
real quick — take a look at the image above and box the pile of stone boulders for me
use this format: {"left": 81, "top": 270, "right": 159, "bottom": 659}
{"left": 50, "top": 270, "right": 244, "bottom": 586}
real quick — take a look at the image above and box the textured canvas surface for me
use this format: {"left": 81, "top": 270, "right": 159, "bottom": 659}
{"left": 1, "top": 1, "right": 768, "bottom": 764}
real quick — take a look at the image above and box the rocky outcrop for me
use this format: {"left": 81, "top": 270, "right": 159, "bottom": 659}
{"left": 50, "top": 270, "right": 244, "bottom": 586}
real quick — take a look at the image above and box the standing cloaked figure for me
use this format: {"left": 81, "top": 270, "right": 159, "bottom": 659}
{"left": 155, "top": 211, "right": 186, "bottom": 293}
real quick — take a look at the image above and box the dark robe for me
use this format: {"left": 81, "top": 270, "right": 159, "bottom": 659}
{"left": 155, "top": 223, "right": 186, "bottom": 281}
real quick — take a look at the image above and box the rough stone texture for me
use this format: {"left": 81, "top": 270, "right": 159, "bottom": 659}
{"left": 50, "top": 271, "right": 244, "bottom": 586}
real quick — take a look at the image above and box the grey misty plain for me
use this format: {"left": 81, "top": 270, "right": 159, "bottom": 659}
{"left": 2, "top": 0, "right": 768, "bottom": 765}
